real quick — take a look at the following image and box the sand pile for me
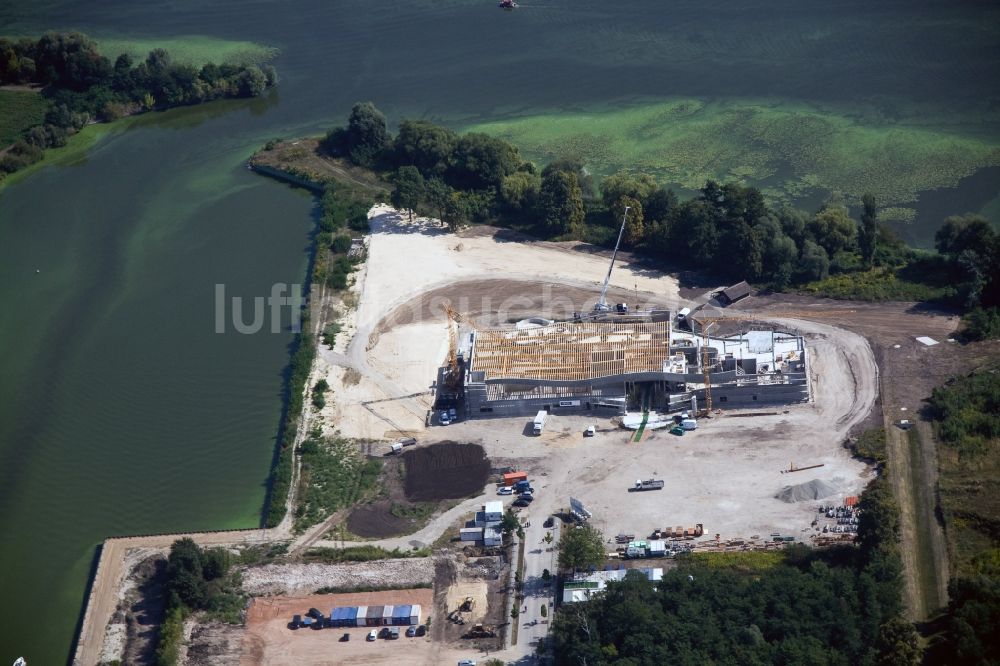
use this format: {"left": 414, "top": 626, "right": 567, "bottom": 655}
{"left": 775, "top": 478, "right": 838, "bottom": 503}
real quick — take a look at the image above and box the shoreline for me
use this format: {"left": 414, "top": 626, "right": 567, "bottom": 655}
{"left": 71, "top": 160, "right": 341, "bottom": 665}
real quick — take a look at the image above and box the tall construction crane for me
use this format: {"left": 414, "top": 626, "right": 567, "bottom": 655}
{"left": 594, "top": 206, "right": 631, "bottom": 313}
{"left": 689, "top": 309, "right": 855, "bottom": 416}
{"left": 444, "top": 303, "right": 464, "bottom": 390}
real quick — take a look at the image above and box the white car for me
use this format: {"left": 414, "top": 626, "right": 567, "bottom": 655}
{"left": 458, "top": 661, "right": 477, "bottom": 666}
{"left": 367, "top": 629, "right": 377, "bottom": 641}
{"left": 497, "top": 486, "right": 513, "bottom": 495}
{"left": 584, "top": 425, "right": 596, "bottom": 437}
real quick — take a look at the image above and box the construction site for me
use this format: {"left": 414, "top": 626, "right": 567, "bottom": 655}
{"left": 77, "top": 204, "right": 896, "bottom": 666}
{"left": 306, "top": 203, "right": 880, "bottom": 548}
{"left": 456, "top": 314, "right": 810, "bottom": 420}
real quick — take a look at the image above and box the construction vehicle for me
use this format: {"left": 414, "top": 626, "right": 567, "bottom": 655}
{"left": 593, "top": 206, "right": 631, "bottom": 314}
{"left": 460, "top": 597, "right": 476, "bottom": 613}
{"left": 629, "top": 479, "right": 664, "bottom": 492}
{"left": 532, "top": 410, "right": 547, "bottom": 435}
{"left": 463, "top": 623, "right": 497, "bottom": 639}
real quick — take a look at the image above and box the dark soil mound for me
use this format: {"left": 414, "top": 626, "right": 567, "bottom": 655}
{"left": 403, "top": 442, "right": 489, "bottom": 501}
{"left": 346, "top": 501, "right": 415, "bottom": 538}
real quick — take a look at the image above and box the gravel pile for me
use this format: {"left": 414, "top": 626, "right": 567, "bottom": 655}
{"left": 241, "top": 558, "right": 435, "bottom": 596}
{"left": 775, "top": 478, "right": 838, "bottom": 503}
{"left": 463, "top": 557, "right": 503, "bottom": 580}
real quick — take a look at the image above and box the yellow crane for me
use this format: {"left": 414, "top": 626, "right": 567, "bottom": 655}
{"left": 689, "top": 309, "right": 855, "bottom": 416}
{"left": 444, "top": 303, "right": 464, "bottom": 390}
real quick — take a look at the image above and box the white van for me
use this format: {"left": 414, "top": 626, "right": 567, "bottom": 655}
{"left": 681, "top": 418, "right": 698, "bottom": 430}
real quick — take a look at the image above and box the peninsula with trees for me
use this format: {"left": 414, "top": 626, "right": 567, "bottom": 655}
{"left": 0, "top": 31, "right": 277, "bottom": 181}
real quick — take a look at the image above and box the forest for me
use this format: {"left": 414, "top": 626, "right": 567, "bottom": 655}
{"left": 0, "top": 32, "right": 276, "bottom": 178}
{"left": 322, "top": 102, "right": 1000, "bottom": 339}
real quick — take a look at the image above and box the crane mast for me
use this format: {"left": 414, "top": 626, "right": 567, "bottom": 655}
{"left": 595, "top": 205, "right": 630, "bottom": 312}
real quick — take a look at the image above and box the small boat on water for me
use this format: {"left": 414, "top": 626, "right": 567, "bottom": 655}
{"left": 14, "top": 658, "right": 27, "bottom": 666}
{"left": 498, "top": 0, "right": 518, "bottom": 8}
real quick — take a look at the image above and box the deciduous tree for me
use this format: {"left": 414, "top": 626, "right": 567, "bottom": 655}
{"left": 345, "top": 101, "right": 389, "bottom": 167}
{"left": 391, "top": 165, "right": 425, "bottom": 222}
{"left": 859, "top": 192, "right": 878, "bottom": 269}
{"left": 557, "top": 523, "right": 604, "bottom": 571}
{"left": 537, "top": 170, "right": 584, "bottom": 237}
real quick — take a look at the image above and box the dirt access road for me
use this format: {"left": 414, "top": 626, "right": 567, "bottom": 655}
{"left": 750, "top": 294, "right": 974, "bottom": 620}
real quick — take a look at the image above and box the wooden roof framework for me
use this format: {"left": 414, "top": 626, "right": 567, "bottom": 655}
{"left": 472, "top": 321, "right": 671, "bottom": 382}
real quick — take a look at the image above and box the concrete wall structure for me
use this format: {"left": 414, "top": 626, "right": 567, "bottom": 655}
{"left": 459, "top": 319, "right": 810, "bottom": 418}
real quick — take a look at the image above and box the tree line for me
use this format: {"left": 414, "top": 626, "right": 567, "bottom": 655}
{"left": 156, "top": 538, "right": 243, "bottom": 665}
{"left": 0, "top": 32, "right": 276, "bottom": 178}
{"left": 322, "top": 102, "right": 999, "bottom": 338}
{"left": 549, "top": 477, "right": 916, "bottom": 665}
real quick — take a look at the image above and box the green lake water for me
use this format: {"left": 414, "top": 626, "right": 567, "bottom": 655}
{"left": 0, "top": 1, "right": 997, "bottom": 662}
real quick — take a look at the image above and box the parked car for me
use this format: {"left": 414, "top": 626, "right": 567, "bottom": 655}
{"left": 518, "top": 493, "right": 534, "bottom": 502}
{"left": 406, "top": 625, "right": 417, "bottom": 637}
{"left": 584, "top": 425, "right": 596, "bottom": 437}
{"left": 449, "top": 407, "right": 458, "bottom": 421}
{"left": 367, "top": 629, "right": 378, "bottom": 641}
{"left": 416, "top": 624, "right": 427, "bottom": 636}
{"left": 306, "top": 607, "right": 323, "bottom": 620}
{"left": 512, "top": 498, "right": 530, "bottom": 508}
{"left": 440, "top": 410, "right": 451, "bottom": 425}
{"left": 379, "top": 627, "right": 391, "bottom": 639}
{"left": 289, "top": 614, "right": 301, "bottom": 630}
{"left": 340, "top": 632, "right": 350, "bottom": 642}
{"left": 497, "top": 486, "right": 513, "bottom": 495}
{"left": 389, "top": 627, "right": 400, "bottom": 639}
{"left": 458, "top": 660, "right": 478, "bottom": 666}
{"left": 543, "top": 516, "right": 555, "bottom": 528}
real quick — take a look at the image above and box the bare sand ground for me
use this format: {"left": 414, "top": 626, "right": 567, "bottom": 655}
{"left": 316, "top": 206, "right": 681, "bottom": 440}
{"left": 240, "top": 589, "right": 481, "bottom": 666}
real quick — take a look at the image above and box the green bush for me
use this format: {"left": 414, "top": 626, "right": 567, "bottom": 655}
{"left": 304, "top": 545, "right": 430, "bottom": 563}
{"left": 961, "top": 307, "right": 1000, "bottom": 342}
{"left": 331, "top": 234, "right": 352, "bottom": 253}
{"left": 155, "top": 606, "right": 184, "bottom": 666}
{"left": 928, "top": 368, "right": 1000, "bottom": 460}
{"left": 851, "top": 427, "right": 887, "bottom": 465}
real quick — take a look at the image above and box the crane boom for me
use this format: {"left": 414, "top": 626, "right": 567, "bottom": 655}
{"left": 595, "top": 206, "right": 630, "bottom": 312}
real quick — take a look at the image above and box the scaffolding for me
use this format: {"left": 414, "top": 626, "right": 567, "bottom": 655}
{"left": 471, "top": 321, "right": 671, "bottom": 382}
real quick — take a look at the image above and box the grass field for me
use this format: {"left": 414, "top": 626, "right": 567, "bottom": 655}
{"left": 0, "top": 89, "right": 49, "bottom": 147}
{"left": 93, "top": 34, "right": 278, "bottom": 66}
{"left": 465, "top": 98, "right": 1000, "bottom": 207}
{"left": 685, "top": 549, "right": 788, "bottom": 573}
{"left": 933, "top": 366, "right": 1000, "bottom": 578}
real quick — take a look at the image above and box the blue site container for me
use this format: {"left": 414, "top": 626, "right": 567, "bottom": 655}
{"left": 392, "top": 605, "right": 410, "bottom": 625}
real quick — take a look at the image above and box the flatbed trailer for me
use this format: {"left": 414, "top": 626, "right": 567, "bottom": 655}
{"left": 629, "top": 479, "right": 664, "bottom": 492}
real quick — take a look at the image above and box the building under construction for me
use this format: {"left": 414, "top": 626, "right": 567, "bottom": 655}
{"left": 453, "top": 314, "right": 809, "bottom": 418}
